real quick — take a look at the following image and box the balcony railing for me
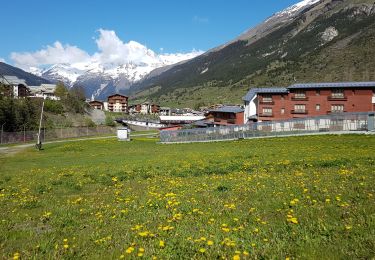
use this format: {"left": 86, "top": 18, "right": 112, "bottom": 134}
{"left": 291, "top": 96, "right": 309, "bottom": 101}
{"left": 327, "top": 96, "right": 347, "bottom": 101}
{"left": 260, "top": 101, "right": 275, "bottom": 105}
{"left": 291, "top": 110, "right": 308, "bottom": 114}
{"left": 327, "top": 110, "right": 347, "bottom": 114}
{"left": 259, "top": 113, "right": 273, "bottom": 117}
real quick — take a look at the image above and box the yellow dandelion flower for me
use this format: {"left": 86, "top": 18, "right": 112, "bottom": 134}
{"left": 138, "top": 231, "right": 149, "bottom": 237}
{"left": 222, "top": 227, "right": 230, "bottom": 232}
{"left": 159, "top": 240, "right": 165, "bottom": 248}
{"left": 233, "top": 255, "right": 241, "bottom": 260}
{"left": 63, "top": 244, "right": 69, "bottom": 249}
{"left": 199, "top": 248, "right": 206, "bottom": 253}
{"left": 13, "top": 252, "right": 20, "bottom": 260}
{"left": 207, "top": 240, "right": 214, "bottom": 246}
{"left": 126, "top": 246, "right": 135, "bottom": 254}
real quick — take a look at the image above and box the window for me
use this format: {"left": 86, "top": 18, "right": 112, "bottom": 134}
{"left": 262, "top": 107, "right": 272, "bottom": 115}
{"left": 281, "top": 108, "right": 285, "bottom": 114}
{"left": 316, "top": 90, "right": 320, "bottom": 96}
{"left": 294, "top": 90, "right": 306, "bottom": 98}
{"left": 331, "top": 89, "right": 344, "bottom": 98}
{"left": 331, "top": 104, "right": 344, "bottom": 113}
{"left": 294, "top": 104, "right": 306, "bottom": 112}
{"left": 316, "top": 104, "right": 320, "bottom": 111}
{"left": 262, "top": 95, "right": 273, "bottom": 103}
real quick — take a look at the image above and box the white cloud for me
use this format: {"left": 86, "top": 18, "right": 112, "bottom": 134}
{"left": 10, "top": 29, "right": 204, "bottom": 70}
{"left": 0, "top": 57, "right": 5, "bottom": 63}
{"left": 93, "top": 29, "right": 158, "bottom": 65}
{"left": 11, "top": 42, "right": 91, "bottom": 69}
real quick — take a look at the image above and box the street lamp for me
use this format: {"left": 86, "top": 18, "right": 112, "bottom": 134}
{"left": 1, "top": 122, "right": 5, "bottom": 144}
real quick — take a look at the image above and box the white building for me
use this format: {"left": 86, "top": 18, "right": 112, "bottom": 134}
{"left": 29, "top": 84, "right": 60, "bottom": 100}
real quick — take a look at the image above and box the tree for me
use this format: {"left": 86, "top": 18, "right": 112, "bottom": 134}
{"left": 69, "top": 86, "right": 86, "bottom": 101}
{"left": 54, "top": 82, "right": 68, "bottom": 99}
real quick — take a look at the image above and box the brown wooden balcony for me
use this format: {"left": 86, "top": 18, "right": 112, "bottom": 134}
{"left": 259, "top": 113, "right": 273, "bottom": 117}
{"left": 291, "top": 96, "right": 309, "bottom": 101}
{"left": 327, "top": 96, "right": 347, "bottom": 101}
{"left": 327, "top": 110, "right": 347, "bottom": 114}
{"left": 291, "top": 110, "right": 308, "bottom": 114}
{"left": 260, "top": 101, "right": 275, "bottom": 105}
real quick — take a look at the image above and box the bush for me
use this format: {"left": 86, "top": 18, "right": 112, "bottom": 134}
{"left": 105, "top": 115, "right": 116, "bottom": 127}
{"left": 84, "top": 118, "right": 96, "bottom": 127}
{"left": 44, "top": 100, "right": 64, "bottom": 114}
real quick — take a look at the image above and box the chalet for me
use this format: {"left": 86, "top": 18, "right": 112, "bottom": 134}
{"left": 160, "top": 107, "right": 171, "bottom": 116}
{"left": 207, "top": 106, "right": 245, "bottom": 126}
{"left": 107, "top": 94, "right": 128, "bottom": 113}
{"left": 0, "top": 75, "right": 30, "bottom": 98}
{"left": 89, "top": 100, "right": 104, "bottom": 110}
{"left": 130, "top": 102, "right": 160, "bottom": 114}
{"left": 243, "top": 82, "right": 375, "bottom": 123}
{"left": 29, "top": 84, "right": 60, "bottom": 100}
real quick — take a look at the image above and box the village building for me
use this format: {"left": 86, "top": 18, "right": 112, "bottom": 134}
{"left": 130, "top": 102, "right": 160, "bottom": 114}
{"left": 107, "top": 94, "right": 128, "bottom": 113}
{"left": 243, "top": 82, "right": 375, "bottom": 123}
{"left": 159, "top": 107, "right": 171, "bottom": 116}
{"left": 206, "top": 106, "right": 245, "bottom": 126}
{"left": 89, "top": 100, "right": 104, "bottom": 110}
{"left": 29, "top": 84, "right": 60, "bottom": 100}
{"left": 0, "top": 75, "right": 30, "bottom": 98}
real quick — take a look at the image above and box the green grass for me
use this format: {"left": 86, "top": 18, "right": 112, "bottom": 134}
{"left": 0, "top": 135, "right": 374, "bottom": 259}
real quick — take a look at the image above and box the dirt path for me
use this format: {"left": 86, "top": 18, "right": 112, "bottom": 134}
{"left": 0, "top": 133, "right": 157, "bottom": 156}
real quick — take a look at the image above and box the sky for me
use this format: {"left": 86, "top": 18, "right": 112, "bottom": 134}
{"left": 1, "top": 0, "right": 302, "bottom": 67}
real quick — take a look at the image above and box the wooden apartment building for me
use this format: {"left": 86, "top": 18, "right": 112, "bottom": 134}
{"left": 243, "top": 82, "right": 375, "bottom": 123}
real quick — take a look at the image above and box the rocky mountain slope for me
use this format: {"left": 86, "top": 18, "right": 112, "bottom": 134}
{"left": 129, "top": 0, "right": 375, "bottom": 107}
{"left": 0, "top": 62, "right": 50, "bottom": 86}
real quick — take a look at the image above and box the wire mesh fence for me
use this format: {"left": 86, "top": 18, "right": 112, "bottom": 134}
{"left": 0, "top": 126, "right": 117, "bottom": 145}
{"left": 160, "top": 112, "right": 375, "bottom": 144}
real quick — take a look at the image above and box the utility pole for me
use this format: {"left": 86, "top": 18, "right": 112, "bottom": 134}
{"left": 36, "top": 98, "right": 45, "bottom": 150}
{"left": 22, "top": 123, "right": 28, "bottom": 143}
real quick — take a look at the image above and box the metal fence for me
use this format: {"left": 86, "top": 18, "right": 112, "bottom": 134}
{"left": 160, "top": 112, "right": 375, "bottom": 144}
{"left": 0, "top": 126, "right": 117, "bottom": 145}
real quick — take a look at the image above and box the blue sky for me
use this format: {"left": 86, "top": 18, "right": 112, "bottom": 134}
{"left": 1, "top": 0, "right": 301, "bottom": 65}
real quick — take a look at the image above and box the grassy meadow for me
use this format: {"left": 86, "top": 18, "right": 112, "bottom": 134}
{"left": 0, "top": 134, "right": 374, "bottom": 259}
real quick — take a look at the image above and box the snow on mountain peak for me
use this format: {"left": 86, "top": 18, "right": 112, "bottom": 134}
{"left": 277, "top": 0, "right": 321, "bottom": 16}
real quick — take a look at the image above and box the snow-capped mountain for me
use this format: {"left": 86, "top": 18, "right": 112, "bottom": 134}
{"left": 234, "top": 0, "right": 323, "bottom": 43}
{"left": 275, "top": 0, "right": 321, "bottom": 17}
{"left": 36, "top": 42, "right": 202, "bottom": 100}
